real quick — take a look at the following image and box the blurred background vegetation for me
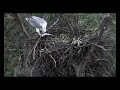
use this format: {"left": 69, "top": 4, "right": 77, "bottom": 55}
{"left": 4, "top": 13, "right": 116, "bottom": 77}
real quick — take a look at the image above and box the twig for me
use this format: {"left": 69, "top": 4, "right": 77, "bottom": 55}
{"left": 48, "top": 18, "right": 59, "bottom": 29}
{"left": 14, "top": 53, "right": 23, "bottom": 77}
{"left": 94, "top": 43, "right": 107, "bottom": 51}
{"left": 49, "top": 54, "right": 56, "bottom": 68}
{"left": 33, "top": 38, "right": 41, "bottom": 60}
{"left": 31, "top": 57, "right": 40, "bottom": 77}
{"left": 4, "top": 48, "right": 24, "bottom": 52}
{"left": 18, "top": 53, "right": 23, "bottom": 61}
{"left": 56, "top": 45, "right": 72, "bottom": 66}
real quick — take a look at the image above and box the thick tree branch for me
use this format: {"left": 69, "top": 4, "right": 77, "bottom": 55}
{"left": 17, "top": 13, "right": 31, "bottom": 40}
{"left": 97, "top": 14, "right": 111, "bottom": 38}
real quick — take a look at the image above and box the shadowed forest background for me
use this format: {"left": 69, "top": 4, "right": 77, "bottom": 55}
{"left": 4, "top": 13, "right": 116, "bottom": 77}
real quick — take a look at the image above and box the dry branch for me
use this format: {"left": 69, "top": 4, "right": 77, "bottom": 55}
{"left": 17, "top": 13, "right": 31, "bottom": 40}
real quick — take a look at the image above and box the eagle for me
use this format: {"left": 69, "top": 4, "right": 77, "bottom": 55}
{"left": 26, "top": 16, "right": 51, "bottom": 37}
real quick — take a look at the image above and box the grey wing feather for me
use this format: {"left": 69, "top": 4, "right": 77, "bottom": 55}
{"left": 29, "top": 19, "right": 42, "bottom": 28}
{"left": 32, "top": 16, "right": 47, "bottom": 28}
